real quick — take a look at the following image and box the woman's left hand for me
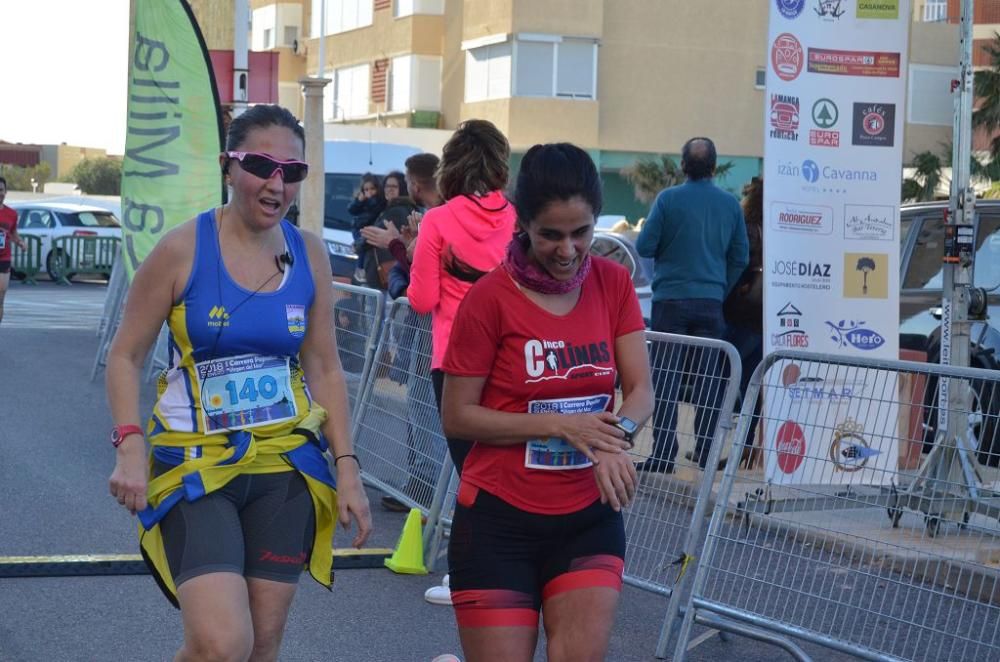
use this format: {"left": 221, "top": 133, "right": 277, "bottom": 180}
{"left": 335, "top": 464, "right": 372, "bottom": 547}
{"left": 592, "top": 449, "right": 637, "bottom": 512}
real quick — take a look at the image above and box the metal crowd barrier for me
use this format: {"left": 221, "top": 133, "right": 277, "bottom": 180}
{"left": 623, "top": 331, "right": 742, "bottom": 657}
{"left": 347, "top": 296, "right": 455, "bottom": 568}
{"left": 97, "top": 257, "right": 127, "bottom": 338}
{"left": 331, "top": 282, "right": 386, "bottom": 415}
{"left": 11, "top": 235, "right": 43, "bottom": 284}
{"left": 49, "top": 235, "right": 120, "bottom": 285}
{"left": 674, "top": 350, "right": 1000, "bottom": 661}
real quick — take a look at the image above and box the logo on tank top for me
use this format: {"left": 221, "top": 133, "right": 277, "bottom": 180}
{"left": 523, "top": 339, "right": 612, "bottom": 383}
{"left": 286, "top": 304, "right": 306, "bottom": 337}
{"left": 207, "top": 305, "right": 230, "bottom": 328}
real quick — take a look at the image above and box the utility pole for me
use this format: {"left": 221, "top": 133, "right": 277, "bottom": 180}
{"left": 233, "top": 0, "right": 250, "bottom": 118}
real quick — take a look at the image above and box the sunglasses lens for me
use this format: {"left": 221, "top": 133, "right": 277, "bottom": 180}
{"left": 237, "top": 154, "right": 308, "bottom": 183}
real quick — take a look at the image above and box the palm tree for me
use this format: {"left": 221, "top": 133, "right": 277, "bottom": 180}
{"left": 974, "top": 32, "right": 1000, "bottom": 159}
{"left": 621, "top": 156, "right": 733, "bottom": 204}
{"left": 856, "top": 256, "right": 876, "bottom": 295}
{"left": 901, "top": 151, "right": 943, "bottom": 202}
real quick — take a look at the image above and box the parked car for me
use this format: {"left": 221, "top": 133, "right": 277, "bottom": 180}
{"left": 9, "top": 201, "right": 122, "bottom": 281}
{"left": 320, "top": 140, "right": 421, "bottom": 281}
{"left": 899, "top": 200, "right": 1000, "bottom": 464}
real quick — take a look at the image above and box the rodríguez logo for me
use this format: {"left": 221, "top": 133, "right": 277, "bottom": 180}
{"left": 769, "top": 201, "right": 834, "bottom": 235}
{"left": 770, "top": 94, "right": 800, "bottom": 141}
{"left": 826, "top": 319, "right": 886, "bottom": 351}
{"left": 807, "top": 48, "right": 901, "bottom": 77}
{"left": 772, "top": 33, "right": 804, "bottom": 81}
{"left": 852, "top": 102, "right": 896, "bottom": 147}
{"left": 844, "top": 204, "right": 894, "bottom": 241}
{"left": 775, "top": 420, "right": 807, "bottom": 474}
{"left": 776, "top": 0, "right": 806, "bottom": 18}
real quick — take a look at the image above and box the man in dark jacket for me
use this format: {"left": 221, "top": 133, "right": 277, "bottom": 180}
{"left": 636, "top": 137, "right": 749, "bottom": 473}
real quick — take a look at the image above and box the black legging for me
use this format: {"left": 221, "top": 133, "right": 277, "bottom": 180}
{"left": 432, "top": 369, "right": 470, "bottom": 475}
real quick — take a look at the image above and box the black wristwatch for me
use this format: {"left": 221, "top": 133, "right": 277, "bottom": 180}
{"left": 615, "top": 417, "right": 638, "bottom": 447}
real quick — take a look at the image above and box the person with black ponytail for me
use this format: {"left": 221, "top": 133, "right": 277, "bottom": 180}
{"left": 440, "top": 143, "right": 654, "bottom": 661}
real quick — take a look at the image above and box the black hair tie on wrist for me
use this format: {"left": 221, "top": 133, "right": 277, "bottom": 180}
{"left": 334, "top": 453, "right": 361, "bottom": 470}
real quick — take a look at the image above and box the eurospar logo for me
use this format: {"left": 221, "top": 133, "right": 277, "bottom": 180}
{"left": 852, "top": 102, "right": 895, "bottom": 147}
{"left": 769, "top": 94, "right": 800, "bottom": 141}
{"left": 772, "top": 301, "right": 810, "bottom": 348}
{"left": 844, "top": 204, "right": 894, "bottom": 241}
{"left": 769, "top": 201, "right": 834, "bottom": 235}
{"left": 776, "top": 0, "right": 805, "bottom": 19}
{"left": 810, "top": 98, "right": 840, "bottom": 147}
{"left": 826, "top": 319, "right": 886, "bottom": 351}
{"left": 807, "top": 48, "right": 901, "bottom": 77}
{"left": 772, "top": 33, "right": 804, "bottom": 81}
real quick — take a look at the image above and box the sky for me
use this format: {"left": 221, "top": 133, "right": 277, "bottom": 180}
{"left": 5, "top": 1, "right": 131, "bottom": 155}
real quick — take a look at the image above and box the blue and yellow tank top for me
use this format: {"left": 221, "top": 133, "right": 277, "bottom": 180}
{"left": 149, "top": 209, "right": 316, "bottom": 468}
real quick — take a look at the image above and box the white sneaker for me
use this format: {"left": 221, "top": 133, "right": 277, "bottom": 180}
{"left": 430, "top": 655, "right": 461, "bottom": 662}
{"left": 424, "top": 573, "right": 452, "bottom": 606}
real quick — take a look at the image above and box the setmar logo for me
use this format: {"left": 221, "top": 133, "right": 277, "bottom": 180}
{"left": 814, "top": 0, "right": 846, "bottom": 20}
{"left": 776, "top": 0, "right": 805, "bottom": 19}
{"left": 857, "top": 0, "right": 898, "bottom": 19}
{"left": 773, "top": 302, "right": 810, "bottom": 348}
{"left": 772, "top": 33, "right": 804, "bottom": 81}
{"left": 807, "top": 48, "right": 900, "bottom": 77}
{"left": 208, "top": 305, "right": 230, "bottom": 327}
{"left": 810, "top": 98, "right": 840, "bottom": 147}
{"left": 844, "top": 204, "right": 894, "bottom": 241}
{"left": 769, "top": 94, "right": 800, "bottom": 141}
{"left": 826, "top": 319, "right": 885, "bottom": 351}
{"left": 852, "top": 102, "right": 895, "bottom": 147}
{"left": 843, "top": 252, "right": 889, "bottom": 298}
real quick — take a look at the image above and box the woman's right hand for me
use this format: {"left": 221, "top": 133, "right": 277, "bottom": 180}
{"left": 109, "top": 439, "right": 148, "bottom": 515}
{"left": 554, "top": 411, "right": 630, "bottom": 465}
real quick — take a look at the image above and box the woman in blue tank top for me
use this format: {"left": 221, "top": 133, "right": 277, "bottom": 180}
{"left": 106, "top": 105, "right": 371, "bottom": 660}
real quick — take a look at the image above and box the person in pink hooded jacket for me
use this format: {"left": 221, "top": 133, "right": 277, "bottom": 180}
{"left": 408, "top": 119, "right": 517, "bottom": 473}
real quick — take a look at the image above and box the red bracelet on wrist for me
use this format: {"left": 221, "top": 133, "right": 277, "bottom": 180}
{"left": 111, "top": 424, "right": 144, "bottom": 448}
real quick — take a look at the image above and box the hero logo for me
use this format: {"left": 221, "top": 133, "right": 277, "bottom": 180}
{"left": 769, "top": 201, "right": 834, "bottom": 235}
{"left": 844, "top": 204, "right": 894, "bottom": 241}
{"left": 771, "top": 33, "right": 804, "bottom": 81}
{"left": 775, "top": 420, "right": 806, "bottom": 474}
{"left": 776, "top": 0, "right": 805, "bottom": 19}
{"left": 772, "top": 302, "right": 810, "bottom": 348}
{"left": 771, "top": 258, "right": 832, "bottom": 290}
{"left": 825, "top": 319, "right": 886, "bottom": 351}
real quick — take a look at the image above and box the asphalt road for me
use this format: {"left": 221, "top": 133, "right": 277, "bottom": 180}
{"left": 0, "top": 280, "right": 894, "bottom": 661}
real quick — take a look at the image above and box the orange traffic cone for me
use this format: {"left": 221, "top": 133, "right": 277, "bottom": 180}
{"left": 384, "top": 508, "right": 428, "bottom": 574}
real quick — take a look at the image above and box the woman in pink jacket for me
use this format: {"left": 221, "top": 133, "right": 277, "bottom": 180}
{"left": 408, "top": 119, "right": 517, "bottom": 473}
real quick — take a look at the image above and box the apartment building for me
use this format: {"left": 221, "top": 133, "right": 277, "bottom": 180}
{"left": 191, "top": 1, "right": 966, "bottom": 218}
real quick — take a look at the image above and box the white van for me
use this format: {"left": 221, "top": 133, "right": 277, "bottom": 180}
{"left": 319, "top": 140, "right": 422, "bottom": 280}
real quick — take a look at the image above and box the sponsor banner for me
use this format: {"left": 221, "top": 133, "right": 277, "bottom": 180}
{"left": 121, "top": 0, "right": 223, "bottom": 281}
{"left": 763, "top": 360, "right": 899, "bottom": 485}
{"left": 807, "top": 48, "right": 901, "bottom": 78}
{"left": 764, "top": 2, "right": 907, "bottom": 483}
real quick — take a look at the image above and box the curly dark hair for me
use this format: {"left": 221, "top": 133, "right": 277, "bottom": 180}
{"left": 436, "top": 119, "right": 510, "bottom": 200}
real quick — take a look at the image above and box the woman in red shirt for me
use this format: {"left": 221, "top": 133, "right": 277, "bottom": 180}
{"left": 441, "top": 143, "right": 654, "bottom": 661}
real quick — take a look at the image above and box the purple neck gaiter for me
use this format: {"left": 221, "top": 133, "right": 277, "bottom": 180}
{"left": 501, "top": 234, "right": 591, "bottom": 295}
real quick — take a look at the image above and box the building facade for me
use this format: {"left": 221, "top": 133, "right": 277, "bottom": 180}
{"left": 191, "top": 1, "right": 971, "bottom": 218}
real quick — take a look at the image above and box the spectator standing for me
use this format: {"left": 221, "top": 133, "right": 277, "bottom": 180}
{"left": 347, "top": 173, "right": 386, "bottom": 283}
{"left": 0, "top": 176, "right": 26, "bottom": 327}
{"left": 635, "top": 137, "right": 748, "bottom": 473}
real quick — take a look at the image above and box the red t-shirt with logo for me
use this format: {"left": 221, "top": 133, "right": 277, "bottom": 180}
{"left": 0, "top": 206, "right": 17, "bottom": 262}
{"left": 442, "top": 256, "right": 646, "bottom": 515}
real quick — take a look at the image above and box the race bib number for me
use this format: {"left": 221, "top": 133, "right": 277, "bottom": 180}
{"left": 525, "top": 394, "right": 611, "bottom": 470}
{"left": 195, "top": 354, "right": 297, "bottom": 434}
